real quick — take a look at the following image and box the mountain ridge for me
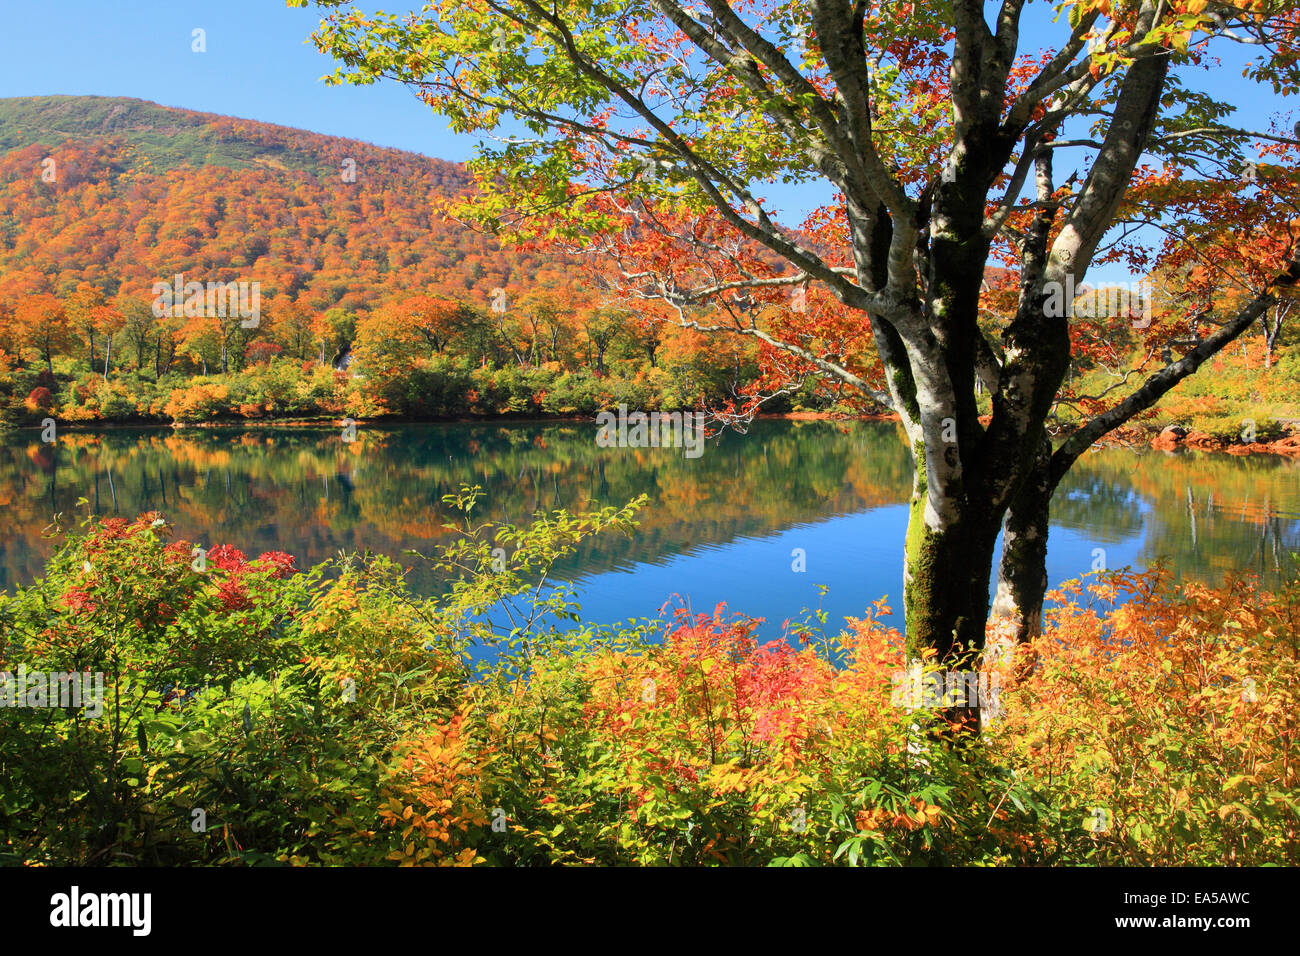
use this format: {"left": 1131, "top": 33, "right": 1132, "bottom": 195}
{"left": 0, "top": 94, "right": 462, "bottom": 181}
{"left": 0, "top": 94, "right": 562, "bottom": 311}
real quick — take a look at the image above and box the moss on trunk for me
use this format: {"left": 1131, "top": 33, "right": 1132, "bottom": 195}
{"left": 902, "top": 439, "right": 999, "bottom": 664}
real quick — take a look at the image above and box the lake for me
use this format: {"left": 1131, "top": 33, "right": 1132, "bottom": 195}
{"left": 1, "top": 420, "right": 1297, "bottom": 637}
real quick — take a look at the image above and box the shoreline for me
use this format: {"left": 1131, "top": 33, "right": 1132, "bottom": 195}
{"left": 1148, "top": 425, "right": 1300, "bottom": 458}
{"left": 7, "top": 412, "right": 1300, "bottom": 459}
{"left": 0, "top": 409, "right": 900, "bottom": 432}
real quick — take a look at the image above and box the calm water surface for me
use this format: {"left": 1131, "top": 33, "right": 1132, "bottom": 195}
{"left": 1, "top": 420, "right": 1297, "bottom": 636}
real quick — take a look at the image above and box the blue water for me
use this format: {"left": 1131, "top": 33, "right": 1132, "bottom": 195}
{"left": 2, "top": 420, "right": 1297, "bottom": 644}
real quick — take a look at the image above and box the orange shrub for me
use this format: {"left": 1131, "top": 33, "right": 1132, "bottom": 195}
{"left": 162, "top": 382, "right": 232, "bottom": 422}
{"left": 992, "top": 569, "right": 1299, "bottom": 865}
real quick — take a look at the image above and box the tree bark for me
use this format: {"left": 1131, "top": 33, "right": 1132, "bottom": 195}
{"left": 990, "top": 432, "right": 1051, "bottom": 644}
{"left": 903, "top": 492, "right": 1001, "bottom": 659}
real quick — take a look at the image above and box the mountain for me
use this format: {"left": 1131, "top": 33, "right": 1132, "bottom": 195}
{"left": 0, "top": 95, "right": 566, "bottom": 310}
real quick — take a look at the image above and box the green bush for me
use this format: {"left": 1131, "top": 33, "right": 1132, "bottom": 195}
{"left": 1, "top": 495, "right": 1293, "bottom": 866}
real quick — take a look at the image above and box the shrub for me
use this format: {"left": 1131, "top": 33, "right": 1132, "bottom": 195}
{"left": 24, "top": 387, "right": 53, "bottom": 412}
{"left": 162, "top": 382, "right": 232, "bottom": 422}
{"left": 992, "top": 570, "right": 1300, "bottom": 865}
{"left": 1, "top": 497, "right": 1293, "bottom": 866}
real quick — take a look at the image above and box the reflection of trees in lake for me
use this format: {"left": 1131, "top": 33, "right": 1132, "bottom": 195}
{"left": 3, "top": 423, "right": 1295, "bottom": 595}
{"left": 0, "top": 421, "right": 915, "bottom": 592}
{"left": 1051, "top": 466, "right": 1147, "bottom": 544}
{"left": 1062, "top": 448, "right": 1300, "bottom": 588}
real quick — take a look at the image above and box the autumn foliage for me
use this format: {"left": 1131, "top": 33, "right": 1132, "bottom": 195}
{"left": 2, "top": 503, "right": 1293, "bottom": 866}
{"left": 0, "top": 98, "right": 821, "bottom": 426}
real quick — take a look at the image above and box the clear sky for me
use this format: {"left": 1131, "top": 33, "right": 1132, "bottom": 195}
{"left": 0, "top": 1, "right": 474, "bottom": 161}
{"left": 0, "top": 0, "right": 1289, "bottom": 280}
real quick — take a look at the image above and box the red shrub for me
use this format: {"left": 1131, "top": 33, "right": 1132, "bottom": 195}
{"left": 25, "top": 386, "right": 53, "bottom": 411}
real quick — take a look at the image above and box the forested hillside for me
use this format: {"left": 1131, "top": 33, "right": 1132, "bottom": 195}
{"left": 0, "top": 96, "right": 1293, "bottom": 440}
{"left": 0, "top": 95, "right": 554, "bottom": 307}
{"left": 0, "top": 96, "right": 798, "bottom": 425}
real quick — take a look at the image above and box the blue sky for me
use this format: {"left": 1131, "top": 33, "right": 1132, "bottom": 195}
{"left": 0, "top": 1, "right": 470, "bottom": 161}
{"left": 0, "top": 0, "right": 1288, "bottom": 280}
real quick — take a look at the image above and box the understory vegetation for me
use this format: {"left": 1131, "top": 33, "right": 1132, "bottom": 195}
{"left": 0, "top": 496, "right": 1294, "bottom": 866}
{"left": 0, "top": 329, "right": 843, "bottom": 427}
{"left": 1061, "top": 334, "right": 1300, "bottom": 444}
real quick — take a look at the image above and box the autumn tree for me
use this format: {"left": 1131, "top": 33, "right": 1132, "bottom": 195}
{"left": 1143, "top": 142, "right": 1300, "bottom": 370}
{"left": 625, "top": 317, "right": 666, "bottom": 369}
{"left": 272, "top": 296, "right": 318, "bottom": 362}
{"left": 576, "top": 303, "right": 626, "bottom": 375}
{"left": 65, "top": 283, "right": 128, "bottom": 378}
{"left": 0, "top": 301, "right": 15, "bottom": 358}
{"left": 514, "top": 288, "right": 576, "bottom": 365}
{"left": 66, "top": 283, "right": 107, "bottom": 373}
{"left": 96, "top": 301, "right": 126, "bottom": 378}
{"left": 296, "top": 0, "right": 1300, "bottom": 674}
{"left": 118, "top": 290, "right": 183, "bottom": 378}
{"left": 405, "top": 293, "right": 472, "bottom": 356}
{"left": 174, "top": 295, "right": 257, "bottom": 374}
{"left": 14, "top": 293, "right": 72, "bottom": 376}
{"left": 981, "top": 135, "right": 1300, "bottom": 643}
{"left": 354, "top": 299, "right": 442, "bottom": 382}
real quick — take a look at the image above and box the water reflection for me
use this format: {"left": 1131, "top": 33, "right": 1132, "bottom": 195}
{"left": 1, "top": 422, "right": 1296, "bottom": 630}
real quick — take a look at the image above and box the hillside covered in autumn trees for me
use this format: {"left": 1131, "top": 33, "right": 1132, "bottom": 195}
{"left": 0, "top": 94, "right": 537, "bottom": 305}
{"left": 0, "top": 95, "right": 801, "bottom": 425}
{"left": 0, "top": 95, "right": 1295, "bottom": 439}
